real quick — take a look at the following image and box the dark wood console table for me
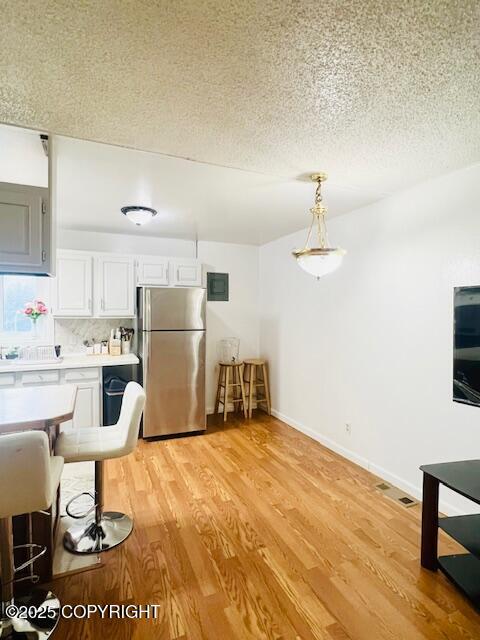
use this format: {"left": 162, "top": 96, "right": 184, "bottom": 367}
{"left": 420, "top": 459, "right": 480, "bottom": 610}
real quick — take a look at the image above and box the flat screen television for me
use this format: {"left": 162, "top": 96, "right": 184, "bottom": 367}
{"left": 454, "top": 286, "right": 480, "bottom": 406}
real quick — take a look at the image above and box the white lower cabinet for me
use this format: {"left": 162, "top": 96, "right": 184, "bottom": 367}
{"left": 61, "top": 368, "right": 100, "bottom": 429}
{"left": 20, "top": 370, "right": 60, "bottom": 386}
{"left": 65, "top": 382, "right": 100, "bottom": 429}
{"left": 0, "top": 373, "right": 16, "bottom": 388}
{"left": 11, "top": 366, "right": 101, "bottom": 429}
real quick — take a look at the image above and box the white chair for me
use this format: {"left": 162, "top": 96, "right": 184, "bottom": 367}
{"left": 55, "top": 381, "right": 145, "bottom": 554}
{"left": 0, "top": 430, "right": 63, "bottom": 639}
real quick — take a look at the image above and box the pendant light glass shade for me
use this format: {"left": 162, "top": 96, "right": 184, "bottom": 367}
{"left": 294, "top": 247, "right": 345, "bottom": 277}
{"left": 292, "top": 173, "right": 345, "bottom": 278}
{"left": 121, "top": 205, "right": 157, "bottom": 226}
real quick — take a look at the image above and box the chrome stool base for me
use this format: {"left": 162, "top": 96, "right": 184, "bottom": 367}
{"left": 0, "top": 589, "right": 60, "bottom": 638}
{"left": 63, "top": 512, "right": 133, "bottom": 554}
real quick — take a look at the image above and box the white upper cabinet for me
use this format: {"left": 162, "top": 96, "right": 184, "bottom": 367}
{"left": 170, "top": 259, "right": 202, "bottom": 287}
{"left": 53, "top": 250, "right": 202, "bottom": 318}
{"left": 136, "top": 256, "right": 202, "bottom": 287}
{"left": 0, "top": 182, "right": 51, "bottom": 275}
{"left": 53, "top": 251, "right": 93, "bottom": 317}
{"left": 136, "top": 256, "right": 169, "bottom": 286}
{"left": 95, "top": 254, "right": 135, "bottom": 317}
{"left": 54, "top": 250, "right": 134, "bottom": 318}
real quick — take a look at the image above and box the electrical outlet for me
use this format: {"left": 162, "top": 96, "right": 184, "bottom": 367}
{"left": 345, "top": 423, "right": 352, "bottom": 435}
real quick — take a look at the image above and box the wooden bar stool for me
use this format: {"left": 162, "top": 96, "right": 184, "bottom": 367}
{"left": 243, "top": 359, "right": 271, "bottom": 418}
{"left": 215, "top": 362, "right": 247, "bottom": 422}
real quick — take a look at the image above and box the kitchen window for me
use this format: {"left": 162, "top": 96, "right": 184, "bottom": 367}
{"left": 0, "top": 275, "right": 53, "bottom": 345}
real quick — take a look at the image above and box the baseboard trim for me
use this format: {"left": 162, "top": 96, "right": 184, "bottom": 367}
{"left": 271, "top": 408, "right": 370, "bottom": 469}
{"left": 271, "top": 408, "right": 463, "bottom": 517}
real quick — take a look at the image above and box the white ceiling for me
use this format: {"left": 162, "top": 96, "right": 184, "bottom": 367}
{"left": 0, "top": 0, "right": 478, "bottom": 200}
{"left": 55, "top": 136, "right": 381, "bottom": 245}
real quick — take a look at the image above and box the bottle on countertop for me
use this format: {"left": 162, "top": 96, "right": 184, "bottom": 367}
{"left": 109, "top": 328, "right": 121, "bottom": 356}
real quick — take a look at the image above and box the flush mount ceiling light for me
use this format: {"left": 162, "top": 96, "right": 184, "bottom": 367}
{"left": 121, "top": 205, "right": 157, "bottom": 226}
{"left": 292, "top": 173, "right": 345, "bottom": 278}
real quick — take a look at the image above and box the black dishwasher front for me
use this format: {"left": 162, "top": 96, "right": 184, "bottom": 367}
{"left": 102, "top": 364, "right": 138, "bottom": 426}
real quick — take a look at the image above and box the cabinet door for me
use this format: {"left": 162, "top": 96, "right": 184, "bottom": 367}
{"left": 63, "top": 382, "right": 100, "bottom": 429}
{"left": 136, "top": 256, "right": 169, "bottom": 286}
{"left": 0, "top": 373, "right": 16, "bottom": 388}
{"left": 96, "top": 255, "right": 135, "bottom": 317}
{"left": 20, "top": 370, "right": 60, "bottom": 386}
{"left": 0, "top": 182, "right": 48, "bottom": 273}
{"left": 53, "top": 251, "right": 93, "bottom": 317}
{"left": 170, "top": 260, "right": 202, "bottom": 287}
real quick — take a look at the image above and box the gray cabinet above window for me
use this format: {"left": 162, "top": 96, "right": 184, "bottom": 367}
{"left": 0, "top": 181, "right": 52, "bottom": 276}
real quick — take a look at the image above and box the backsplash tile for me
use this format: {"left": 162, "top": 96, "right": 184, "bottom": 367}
{"left": 54, "top": 319, "right": 134, "bottom": 354}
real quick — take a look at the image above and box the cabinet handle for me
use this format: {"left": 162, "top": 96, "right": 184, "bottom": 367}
{"left": 101, "top": 299, "right": 105, "bottom": 311}
{"left": 88, "top": 299, "right": 92, "bottom": 312}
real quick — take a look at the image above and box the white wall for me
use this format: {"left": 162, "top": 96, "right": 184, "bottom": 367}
{"left": 58, "top": 229, "right": 194, "bottom": 258}
{"left": 57, "top": 230, "right": 260, "bottom": 412}
{"left": 259, "top": 163, "right": 480, "bottom": 515}
{"left": 0, "top": 124, "right": 47, "bottom": 187}
{"left": 198, "top": 240, "right": 260, "bottom": 411}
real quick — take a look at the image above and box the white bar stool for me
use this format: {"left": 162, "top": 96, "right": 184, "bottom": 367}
{"left": 55, "top": 381, "right": 145, "bottom": 554}
{"left": 0, "top": 430, "right": 64, "bottom": 639}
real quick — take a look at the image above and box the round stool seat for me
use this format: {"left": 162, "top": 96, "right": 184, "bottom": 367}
{"left": 219, "top": 361, "right": 243, "bottom": 367}
{"left": 243, "top": 358, "right": 265, "bottom": 366}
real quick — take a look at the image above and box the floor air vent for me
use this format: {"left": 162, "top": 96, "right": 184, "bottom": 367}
{"left": 375, "top": 482, "right": 418, "bottom": 508}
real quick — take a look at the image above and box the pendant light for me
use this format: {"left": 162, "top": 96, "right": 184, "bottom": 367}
{"left": 292, "top": 173, "right": 345, "bottom": 278}
{"left": 121, "top": 205, "right": 157, "bottom": 226}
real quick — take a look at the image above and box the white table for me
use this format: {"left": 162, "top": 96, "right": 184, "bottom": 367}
{"left": 0, "top": 384, "right": 77, "bottom": 434}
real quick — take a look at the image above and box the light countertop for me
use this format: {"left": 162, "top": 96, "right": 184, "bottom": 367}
{"left": 0, "top": 353, "right": 139, "bottom": 374}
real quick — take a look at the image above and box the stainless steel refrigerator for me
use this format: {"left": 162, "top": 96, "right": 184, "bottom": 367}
{"left": 138, "top": 287, "right": 206, "bottom": 438}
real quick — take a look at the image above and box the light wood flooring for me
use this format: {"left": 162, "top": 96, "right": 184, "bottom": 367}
{"left": 53, "top": 412, "right": 480, "bottom": 639}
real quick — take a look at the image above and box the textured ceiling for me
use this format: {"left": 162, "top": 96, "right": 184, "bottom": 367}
{"left": 0, "top": 0, "right": 479, "bottom": 198}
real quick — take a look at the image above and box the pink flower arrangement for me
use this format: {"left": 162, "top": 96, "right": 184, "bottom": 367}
{"left": 23, "top": 300, "right": 48, "bottom": 322}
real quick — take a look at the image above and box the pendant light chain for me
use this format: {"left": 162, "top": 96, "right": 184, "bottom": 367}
{"left": 315, "top": 178, "right": 327, "bottom": 249}
{"left": 304, "top": 176, "right": 328, "bottom": 250}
